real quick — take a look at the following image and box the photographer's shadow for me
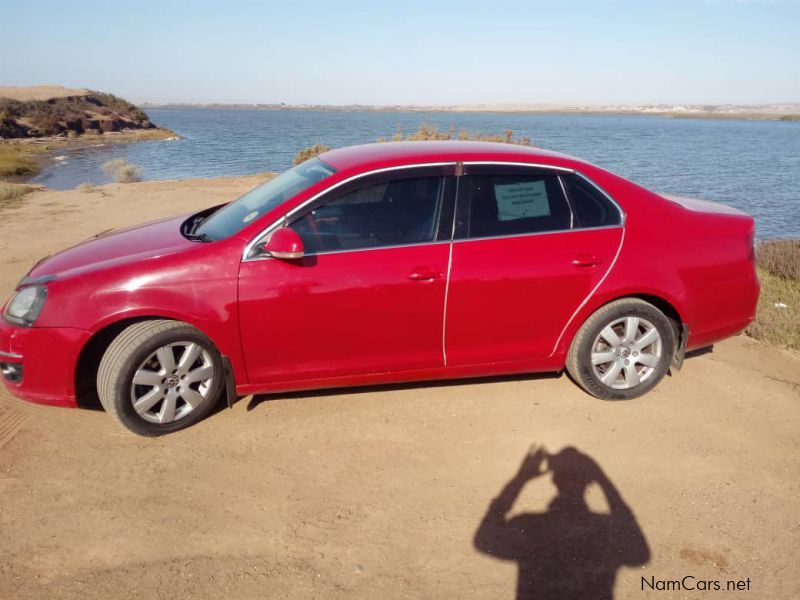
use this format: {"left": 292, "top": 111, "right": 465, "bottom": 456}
{"left": 474, "top": 446, "right": 649, "bottom": 600}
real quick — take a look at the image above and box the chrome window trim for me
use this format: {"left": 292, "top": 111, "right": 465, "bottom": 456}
{"left": 462, "top": 160, "right": 573, "bottom": 172}
{"left": 241, "top": 160, "right": 626, "bottom": 261}
{"left": 242, "top": 162, "right": 455, "bottom": 261}
{"left": 0, "top": 350, "right": 23, "bottom": 361}
{"left": 557, "top": 174, "right": 575, "bottom": 229}
{"left": 452, "top": 224, "right": 624, "bottom": 245}
{"left": 252, "top": 239, "right": 453, "bottom": 260}
{"left": 244, "top": 224, "right": 625, "bottom": 261}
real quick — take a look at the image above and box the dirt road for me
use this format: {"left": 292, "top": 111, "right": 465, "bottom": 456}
{"left": 1, "top": 178, "right": 798, "bottom": 599}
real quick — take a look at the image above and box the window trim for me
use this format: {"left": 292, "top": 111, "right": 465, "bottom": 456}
{"left": 242, "top": 161, "right": 625, "bottom": 261}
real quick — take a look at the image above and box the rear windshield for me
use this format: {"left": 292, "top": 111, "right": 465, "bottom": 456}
{"left": 196, "top": 158, "right": 336, "bottom": 240}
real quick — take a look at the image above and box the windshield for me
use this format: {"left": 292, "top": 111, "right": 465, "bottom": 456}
{"left": 196, "top": 158, "right": 336, "bottom": 240}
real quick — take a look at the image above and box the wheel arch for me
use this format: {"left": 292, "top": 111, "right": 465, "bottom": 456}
{"left": 74, "top": 313, "right": 233, "bottom": 410}
{"left": 555, "top": 290, "right": 687, "bottom": 366}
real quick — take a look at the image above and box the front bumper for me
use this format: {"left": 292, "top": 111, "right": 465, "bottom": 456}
{"left": 0, "top": 318, "right": 89, "bottom": 408}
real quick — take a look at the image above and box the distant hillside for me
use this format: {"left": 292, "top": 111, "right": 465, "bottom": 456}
{"left": 0, "top": 85, "right": 159, "bottom": 138}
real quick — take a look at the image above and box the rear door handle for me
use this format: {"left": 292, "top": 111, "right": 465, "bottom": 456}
{"left": 408, "top": 268, "right": 443, "bottom": 281}
{"left": 572, "top": 255, "right": 601, "bottom": 267}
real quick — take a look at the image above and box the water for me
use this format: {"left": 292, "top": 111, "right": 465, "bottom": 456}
{"left": 31, "top": 109, "right": 800, "bottom": 238}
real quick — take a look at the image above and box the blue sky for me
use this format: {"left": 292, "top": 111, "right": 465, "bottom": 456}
{"left": 1, "top": 0, "right": 798, "bottom": 105}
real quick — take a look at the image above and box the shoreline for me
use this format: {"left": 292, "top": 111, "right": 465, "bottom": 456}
{"left": 0, "top": 128, "right": 178, "bottom": 183}
{"left": 142, "top": 103, "right": 800, "bottom": 122}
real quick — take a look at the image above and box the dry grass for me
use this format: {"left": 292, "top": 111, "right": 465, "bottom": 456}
{"left": 755, "top": 239, "right": 800, "bottom": 280}
{"left": 0, "top": 85, "right": 89, "bottom": 102}
{"left": 746, "top": 240, "right": 800, "bottom": 350}
{"left": 77, "top": 182, "right": 100, "bottom": 193}
{"left": 0, "top": 144, "right": 38, "bottom": 177}
{"left": 293, "top": 143, "right": 330, "bottom": 165}
{"left": 293, "top": 123, "right": 532, "bottom": 164}
{"left": 102, "top": 158, "right": 141, "bottom": 183}
{"left": 379, "top": 123, "right": 532, "bottom": 145}
{"left": 0, "top": 181, "right": 38, "bottom": 202}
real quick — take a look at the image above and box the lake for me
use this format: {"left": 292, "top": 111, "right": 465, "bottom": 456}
{"left": 31, "top": 108, "right": 800, "bottom": 238}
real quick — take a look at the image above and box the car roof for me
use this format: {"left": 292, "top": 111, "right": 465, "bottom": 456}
{"left": 319, "top": 141, "right": 584, "bottom": 173}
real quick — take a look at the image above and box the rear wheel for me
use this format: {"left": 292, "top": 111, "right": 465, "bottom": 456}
{"left": 566, "top": 298, "right": 675, "bottom": 400}
{"left": 97, "top": 320, "right": 223, "bottom": 436}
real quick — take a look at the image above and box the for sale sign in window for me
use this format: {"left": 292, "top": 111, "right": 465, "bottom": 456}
{"left": 494, "top": 180, "right": 550, "bottom": 221}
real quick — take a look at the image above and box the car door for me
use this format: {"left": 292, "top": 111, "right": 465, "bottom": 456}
{"left": 444, "top": 164, "right": 624, "bottom": 365}
{"left": 238, "top": 165, "right": 457, "bottom": 386}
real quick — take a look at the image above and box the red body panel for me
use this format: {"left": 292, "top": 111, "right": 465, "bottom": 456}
{"left": 0, "top": 141, "right": 759, "bottom": 408}
{"left": 238, "top": 244, "right": 450, "bottom": 384}
{"left": 446, "top": 227, "right": 623, "bottom": 365}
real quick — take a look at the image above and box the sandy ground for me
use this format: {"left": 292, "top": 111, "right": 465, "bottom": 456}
{"left": 0, "top": 178, "right": 798, "bottom": 599}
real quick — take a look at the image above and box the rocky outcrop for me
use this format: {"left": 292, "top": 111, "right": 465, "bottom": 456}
{"left": 0, "top": 87, "right": 159, "bottom": 139}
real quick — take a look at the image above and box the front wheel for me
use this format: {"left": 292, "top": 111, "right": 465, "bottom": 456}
{"left": 566, "top": 298, "right": 675, "bottom": 400}
{"left": 97, "top": 320, "right": 224, "bottom": 436}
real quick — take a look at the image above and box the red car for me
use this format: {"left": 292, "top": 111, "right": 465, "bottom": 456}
{"left": 1, "top": 142, "right": 759, "bottom": 435}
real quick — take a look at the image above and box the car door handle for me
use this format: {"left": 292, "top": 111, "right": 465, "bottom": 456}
{"left": 572, "top": 255, "right": 602, "bottom": 267}
{"left": 408, "top": 269, "right": 443, "bottom": 281}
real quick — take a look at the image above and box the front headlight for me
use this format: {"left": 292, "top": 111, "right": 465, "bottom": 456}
{"left": 3, "top": 285, "right": 48, "bottom": 326}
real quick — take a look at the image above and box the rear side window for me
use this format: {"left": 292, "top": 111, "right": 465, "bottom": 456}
{"left": 561, "top": 174, "right": 621, "bottom": 228}
{"left": 458, "top": 173, "right": 571, "bottom": 239}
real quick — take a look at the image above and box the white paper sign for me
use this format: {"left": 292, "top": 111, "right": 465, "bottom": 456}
{"left": 494, "top": 180, "right": 550, "bottom": 221}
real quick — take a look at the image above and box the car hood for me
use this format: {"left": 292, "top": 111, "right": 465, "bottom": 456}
{"left": 25, "top": 214, "right": 196, "bottom": 282}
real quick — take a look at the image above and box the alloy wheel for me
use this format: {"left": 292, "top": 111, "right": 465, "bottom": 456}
{"left": 590, "top": 316, "right": 663, "bottom": 390}
{"left": 129, "top": 342, "right": 215, "bottom": 424}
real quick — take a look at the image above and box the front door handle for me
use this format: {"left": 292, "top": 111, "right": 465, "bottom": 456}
{"left": 572, "top": 255, "right": 601, "bottom": 267}
{"left": 408, "top": 268, "right": 443, "bottom": 281}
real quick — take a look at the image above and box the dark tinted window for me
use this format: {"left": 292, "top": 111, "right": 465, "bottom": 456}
{"left": 290, "top": 176, "right": 444, "bottom": 253}
{"left": 562, "top": 174, "right": 621, "bottom": 228}
{"left": 459, "top": 174, "right": 571, "bottom": 239}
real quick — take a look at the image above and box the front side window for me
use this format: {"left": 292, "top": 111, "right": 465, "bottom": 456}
{"left": 197, "top": 158, "right": 336, "bottom": 240}
{"left": 289, "top": 176, "right": 444, "bottom": 254}
{"left": 458, "top": 172, "right": 571, "bottom": 239}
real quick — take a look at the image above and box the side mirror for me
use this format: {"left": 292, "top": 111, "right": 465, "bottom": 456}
{"left": 263, "top": 227, "right": 304, "bottom": 260}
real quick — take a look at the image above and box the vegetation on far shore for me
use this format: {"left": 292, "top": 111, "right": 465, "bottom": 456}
{"left": 747, "top": 240, "right": 800, "bottom": 350}
{"left": 293, "top": 143, "right": 331, "bottom": 165}
{"left": 292, "top": 123, "right": 532, "bottom": 164}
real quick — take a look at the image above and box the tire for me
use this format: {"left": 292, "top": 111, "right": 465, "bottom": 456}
{"left": 566, "top": 298, "right": 675, "bottom": 400}
{"left": 97, "top": 320, "right": 224, "bottom": 436}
